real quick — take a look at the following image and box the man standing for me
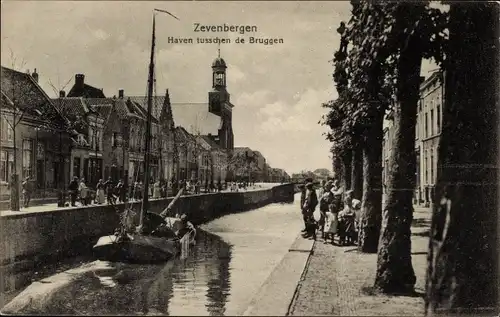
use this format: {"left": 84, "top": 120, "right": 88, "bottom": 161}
{"left": 68, "top": 176, "right": 79, "bottom": 207}
{"left": 115, "top": 179, "right": 125, "bottom": 203}
{"left": 104, "top": 177, "right": 114, "bottom": 204}
{"left": 302, "top": 182, "right": 318, "bottom": 239}
{"left": 299, "top": 184, "right": 307, "bottom": 232}
{"left": 22, "top": 177, "right": 32, "bottom": 208}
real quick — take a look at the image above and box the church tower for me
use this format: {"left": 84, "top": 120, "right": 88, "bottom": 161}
{"left": 208, "top": 49, "right": 234, "bottom": 151}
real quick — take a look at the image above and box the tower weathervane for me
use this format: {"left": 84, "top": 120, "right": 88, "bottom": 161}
{"left": 217, "top": 42, "right": 221, "bottom": 58}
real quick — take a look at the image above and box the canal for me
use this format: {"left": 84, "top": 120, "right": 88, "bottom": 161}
{"left": 3, "top": 193, "right": 302, "bottom": 316}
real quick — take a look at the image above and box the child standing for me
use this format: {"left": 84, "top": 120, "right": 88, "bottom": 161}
{"left": 323, "top": 181, "right": 339, "bottom": 244}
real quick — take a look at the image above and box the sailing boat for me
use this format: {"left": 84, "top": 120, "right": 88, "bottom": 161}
{"left": 93, "top": 9, "right": 196, "bottom": 263}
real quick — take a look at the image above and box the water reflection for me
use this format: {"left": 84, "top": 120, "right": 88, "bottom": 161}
{"left": 13, "top": 230, "right": 231, "bottom": 316}
{"left": 5, "top": 197, "right": 301, "bottom": 316}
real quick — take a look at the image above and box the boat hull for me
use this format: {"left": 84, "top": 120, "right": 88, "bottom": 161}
{"left": 93, "top": 234, "right": 180, "bottom": 263}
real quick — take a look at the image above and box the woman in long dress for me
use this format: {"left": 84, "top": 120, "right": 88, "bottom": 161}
{"left": 79, "top": 178, "right": 88, "bottom": 206}
{"left": 96, "top": 179, "right": 105, "bottom": 204}
{"left": 153, "top": 180, "right": 161, "bottom": 199}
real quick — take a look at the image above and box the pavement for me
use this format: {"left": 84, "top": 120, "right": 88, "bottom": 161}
{"left": 243, "top": 235, "right": 315, "bottom": 316}
{"left": 0, "top": 183, "right": 284, "bottom": 216}
{"left": 287, "top": 207, "right": 431, "bottom": 316}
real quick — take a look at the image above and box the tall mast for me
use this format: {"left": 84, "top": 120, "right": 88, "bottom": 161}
{"left": 140, "top": 12, "right": 156, "bottom": 230}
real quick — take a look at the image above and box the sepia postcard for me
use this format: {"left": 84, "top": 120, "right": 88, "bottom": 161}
{"left": 0, "top": 1, "right": 498, "bottom": 316}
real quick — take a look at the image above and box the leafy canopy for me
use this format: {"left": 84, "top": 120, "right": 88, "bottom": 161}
{"left": 321, "top": 1, "right": 448, "bottom": 154}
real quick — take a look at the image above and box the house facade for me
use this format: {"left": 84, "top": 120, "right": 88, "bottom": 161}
{"left": 418, "top": 71, "right": 444, "bottom": 206}
{"left": 382, "top": 71, "right": 444, "bottom": 207}
{"left": 1, "top": 66, "right": 72, "bottom": 203}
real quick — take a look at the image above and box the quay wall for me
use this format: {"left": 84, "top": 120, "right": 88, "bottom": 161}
{"left": 0, "top": 184, "right": 294, "bottom": 293}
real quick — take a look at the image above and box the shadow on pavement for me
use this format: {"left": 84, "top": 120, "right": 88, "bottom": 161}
{"left": 361, "top": 286, "right": 425, "bottom": 298}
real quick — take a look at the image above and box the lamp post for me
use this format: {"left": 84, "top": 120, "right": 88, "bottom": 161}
{"left": 57, "top": 131, "right": 64, "bottom": 207}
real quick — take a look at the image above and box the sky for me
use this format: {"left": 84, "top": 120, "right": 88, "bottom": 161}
{"left": 1, "top": 1, "right": 437, "bottom": 175}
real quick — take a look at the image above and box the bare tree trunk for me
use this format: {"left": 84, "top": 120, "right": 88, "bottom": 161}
{"left": 358, "top": 113, "right": 384, "bottom": 253}
{"left": 10, "top": 119, "right": 19, "bottom": 211}
{"left": 425, "top": 4, "right": 499, "bottom": 315}
{"left": 351, "top": 143, "right": 363, "bottom": 199}
{"left": 374, "top": 21, "right": 422, "bottom": 293}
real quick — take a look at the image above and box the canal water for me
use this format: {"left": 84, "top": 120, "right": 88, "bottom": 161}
{"left": 4, "top": 193, "right": 302, "bottom": 316}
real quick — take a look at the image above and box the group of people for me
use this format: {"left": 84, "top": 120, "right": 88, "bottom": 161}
{"left": 68, "top": 177, "right": 126, "bottom": 206}
{"left": 300, "top": 179, "right": 361, "bottom": 246}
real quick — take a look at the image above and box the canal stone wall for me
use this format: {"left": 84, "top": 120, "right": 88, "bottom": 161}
{"left": 0, "top": 183, "right": 294, "bottom": 293}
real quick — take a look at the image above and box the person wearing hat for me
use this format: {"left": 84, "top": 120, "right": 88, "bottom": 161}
{"left": 68, "top": 176, "right": 79, "bottom": 207}
{"left": 299, "top": 184, "right": 308, "bottom": 232}
{"left": 22, "top": 176, "right": 33, "bottom": 208}
{"left": 302, "top": 182, "right": 319, "bottom": 239}
{"left": 318, "top": 180, "right": 334, "bottom": 240}
{"left": 338, "top": 189, "right": 360, "bottom": 245}
{"left": 175, "top": 213, "right": 195, "bottom": 239}
{"left": 323, "top": 181, "right": 339, "bottom": 244}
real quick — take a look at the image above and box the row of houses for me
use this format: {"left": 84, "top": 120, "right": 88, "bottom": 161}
{"left": 382, "top": 70, "right": 444, "bottom": 207}
{"left": 232, "top": 147, "right": 291, "bottom": 183}
{"left": 1, "top": 55, "right": 289, "bottom": 201}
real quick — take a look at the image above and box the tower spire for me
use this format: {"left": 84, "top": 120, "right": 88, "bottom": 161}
{"left": 217, "top": 42, "right": 221, "bottom": 58}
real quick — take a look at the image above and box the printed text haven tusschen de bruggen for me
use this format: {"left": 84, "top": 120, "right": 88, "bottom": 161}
{"left": 167, "top": 23, "right": 284, "bottom": 45}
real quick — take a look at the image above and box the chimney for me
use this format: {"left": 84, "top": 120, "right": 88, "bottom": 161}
{"left": 118, "top": 89, "right": 124, "bottom": 98}
{"left": 75, "top": 74, "right": 85, "bottom": 90}
{"left": 31, "top": 68, "right": 39, "bottom": 83}
{"left": 59, "top": 90, "right": 66, "bottom": 98}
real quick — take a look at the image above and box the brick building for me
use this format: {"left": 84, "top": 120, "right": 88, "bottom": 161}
{"left": 1, "top": 66, "right": 72, "bottom": 204}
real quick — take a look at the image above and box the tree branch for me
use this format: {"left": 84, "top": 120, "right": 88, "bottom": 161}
{"left": 14, "top": 109, "right": 27, "bottom": 127}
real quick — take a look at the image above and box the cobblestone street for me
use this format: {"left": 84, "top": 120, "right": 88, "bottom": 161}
{"left": 288, "top": 208, "right": 430, "bottom": 316}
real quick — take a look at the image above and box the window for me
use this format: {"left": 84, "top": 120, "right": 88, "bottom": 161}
{"left": 96, "top": 131, "right": 101, "bottom": 151}
{"left": 416, "top": 115, "right": 419, "bottom": 139}
{"left": 111, "top": 133, "right": 116, "bottom": 147}
{"left": 425, "top": 113, "right": 428, "bottom": 138}
{"left": 425, "top": 153, "right": 428, "bottom": 184}
{"left": 1, "top": 118, "right": 13, "bottom": 141}
{"left": 1, "top": 151, "right": 13, "bottom": 182}
{"left": 37, "top": 141, "right": 45, "bottom": 160}
{"left": 89, "top": 129, "right": 95, "bottom": 150}
{"left": 430, "top": 152, "right": 434, "bottom": 183}
{"left": 437, "top": 105, "right": 441, "bottom": 132}
{"left": 73, "top": 157, "right": 81, "bottom": 178}
{"left": 430, "top": 109, "right": 434, "bottom": 136}
{"left": 22, "top": 139, "right": 34, "bottom": 179}
{"left": 130, "top": 129, "right": 135, "bottom": 149}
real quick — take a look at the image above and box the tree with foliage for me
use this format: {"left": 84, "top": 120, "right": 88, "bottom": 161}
{"left": 324, "top": 0, "right": 447, "bottom": 289}
{"left": 227, "top": 151, "right": 258, "bottom": 183}
{"left": 425, "top": 3, "right": 498, "bottom": 315}
{"left": 350, "top": 1, "right": 447, "bottom": 293}
{"left": 322, "top": 2, "right": 393, "bottom": 253}
{"left": 341, "top": 1, "right": 393, "bottom": 254}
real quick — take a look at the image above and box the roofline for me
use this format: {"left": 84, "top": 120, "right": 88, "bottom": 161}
{"left": 25, "top": 69, "right": 68, "bottom": 124}
{"left": 1, "top": 90, "right": 14, "bottom": 106}
{"left": 2, "top": 66, "right": 69, "bottom": 129}
{"left": 420, "top": 71, "right": 443, "bottom": 92}
{"left": 92, "top": 104, "right": 113, "bottom": 122}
